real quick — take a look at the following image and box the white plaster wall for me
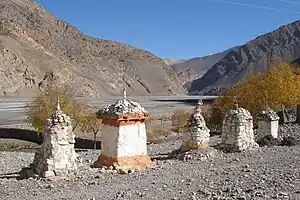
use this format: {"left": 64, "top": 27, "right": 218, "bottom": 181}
{"left": 117, "top": 123, "right": 147, "bottom": 157}
{"left": 270, "top": 121, "right": 279, "bottom": 138}
{"left": 101, "top": 125, "right": 119, "bottom": 158}
{"left": 257, "top": 120, "right": 278, "bottom": 140}
{"left": 101, "top": 123, "right": 148, "bottom": 158}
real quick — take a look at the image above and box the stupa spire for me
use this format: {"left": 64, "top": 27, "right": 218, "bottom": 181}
{"left": 56, "top": 96, "right": 60, "bottom": 110}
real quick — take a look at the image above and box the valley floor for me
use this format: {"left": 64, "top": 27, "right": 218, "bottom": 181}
{"left": 1, "top": 135, "right": 300, "bottom": 200}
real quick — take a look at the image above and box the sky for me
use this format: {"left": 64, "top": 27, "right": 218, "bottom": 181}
{"left": 36, "top": 0, "right": 300, "bottom": 59}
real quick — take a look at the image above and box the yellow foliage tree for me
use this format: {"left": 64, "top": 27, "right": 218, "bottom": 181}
{"left": 211, "top": 60, "right": 300, "bottom": 128}
{"left": 26, "top": 86, "right": 89, "bottom": 135}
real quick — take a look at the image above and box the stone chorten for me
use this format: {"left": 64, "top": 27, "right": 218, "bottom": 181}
{"left": 23, "top": 99, "right": 80, "bottom": 178}
{"left": 221, "top": 101, "right": 258, "bottom": 152}
{"left": 181, "top": 100, "right": 210, "bottom": 150}
{"left": 93, "top": 89, "right": 154, "bottom": 171}
{"left": 257, "top": 107, "right": 280, "bottom": 140}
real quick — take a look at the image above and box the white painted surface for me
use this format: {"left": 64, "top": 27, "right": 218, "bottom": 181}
{"left": 257, "top": 120, "right": 279, "bottom": 140}
{"left": 117, "top": 123, "right": 147, "bottom": 157}
{"left": 101, "top": 123, "right": 147, "bottom": 158}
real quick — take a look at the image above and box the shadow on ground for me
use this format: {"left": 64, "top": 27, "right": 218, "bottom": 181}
{"left": 0, "top": 128, "right": 101, "bottom": 150}
{"left": 0, "top": 172, "right": 20, "bottom": 180}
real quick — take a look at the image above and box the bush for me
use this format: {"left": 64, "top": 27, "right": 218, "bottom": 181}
{"left": 208, "top": 60, "right": 300, "bottom": 129}
{"left": 147, "top": 125, "right": 171, "bottom": 144}
{"left": 201, "top": 104, "right": 223, "bottom": 133}
{"left": 26, "top": 86, "right": 89, "bottom": 135}
{"left": 79, "top": 114, "right": 102, "bottom": 150}
{"left": 171, "top": 109, "right": 190, "bottom": 133}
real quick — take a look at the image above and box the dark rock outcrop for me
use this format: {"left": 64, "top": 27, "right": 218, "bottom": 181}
{"left": 189, "top": 20, "right": 300, "bottom": 95}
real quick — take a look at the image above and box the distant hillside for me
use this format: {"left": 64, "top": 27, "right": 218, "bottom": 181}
{"left": 0, "top": 0, "right": 186, "bottom": 97}
{"left": 189, "top": 20, "right": 300, "bottom": 95}
{"left": 170, "top": 49, "right": 232, "bottom": 84}
{"left": 163, "top": 59, "right": 186, "bottom": 66}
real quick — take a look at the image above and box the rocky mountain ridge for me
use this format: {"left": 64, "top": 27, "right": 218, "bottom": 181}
{"left": 163, "top": 59, "right": 185, "bottom": 66}
{"left": 189, "top": 20, "right": 300, "bottom": 95}
{"left": 170, "top": 49, "right": 233, "bottom": 86}
{"left": 0, "top": 0, "right": 186, "bottom": 97}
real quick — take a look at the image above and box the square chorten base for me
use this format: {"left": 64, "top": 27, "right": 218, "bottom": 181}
{"left": 93, "top": 154, "right": 155, "bottom": 170}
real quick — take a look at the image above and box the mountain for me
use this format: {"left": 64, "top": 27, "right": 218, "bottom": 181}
{"left": 0, "top": 0, "right": 186, "bottom": 97}
{"left": 189, "top": 20, "right": 300, "bottom": 95}
{"left": 163, "top": 59, "right": 185, "bottom": 66}
{"left": 170, "top": 49, "right": 232, "bottom": 84}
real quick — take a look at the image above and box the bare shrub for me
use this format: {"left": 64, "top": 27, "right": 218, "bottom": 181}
{"left": 79, "top": 114, "right": 102, "bottom": 150}
{"left": 171, "top": 109, "right": 190, "bottom": 133}
{"left": 147, "top": 125, "right": 171, "bottom": 144}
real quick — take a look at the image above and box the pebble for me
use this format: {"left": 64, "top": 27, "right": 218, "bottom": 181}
{"left": 45, "top": 184, "right": 54, "bottom": 189}
{"left": 0, "top": 124, "right": 300, "bottom": 199}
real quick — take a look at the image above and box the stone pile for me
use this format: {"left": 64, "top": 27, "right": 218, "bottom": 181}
{"left": 221, "top": 105, "right": 258, "bottom": 152}
{"left": 169, "top": 100, "right": 216, "bottom": 160}
{"left": 21, "top": 101, "right": 80, "bottom": 178}
{"left": 257, "top": 107, "right": 279, "bottom": 140}
{"left": 180, "top": 100, "right": 210, "bottom": 150}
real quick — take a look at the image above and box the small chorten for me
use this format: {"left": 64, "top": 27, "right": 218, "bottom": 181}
{"left": 93, "top": 88, "right": 154, "bottom": 171}
{"left": 257, "top": 94, "right": 280, "bottom": 140}
{"left": 21, "top": 97, "right": 80, "bottom": 178}
{"left": 181, "top": 99, "right": 210, "bottom": 150}
{"left": 221, "top": 97, "right": 258, "bottom": 152}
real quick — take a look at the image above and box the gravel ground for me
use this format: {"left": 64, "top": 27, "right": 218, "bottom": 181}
{"left": 0, "top": 124, "right": 300, "bottom": 200}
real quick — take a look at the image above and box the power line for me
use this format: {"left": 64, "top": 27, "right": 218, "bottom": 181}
{"left": 278, "top": 0, "right": 300, "bottom": 5}
{"left": 207, "top": 0, "right": 300, "bottom": 14}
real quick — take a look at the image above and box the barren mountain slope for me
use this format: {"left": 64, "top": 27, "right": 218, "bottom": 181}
{"left": 189, "top": 20, "right": 300, "bottom": 95}
{"left": 163, "top": 59, "right": 186, "bottom": 66}
{"left": 0, "top": 0, "right": 186, "bottom": 97}
{"left": 170, "top": 49, "right": 232, "bottom": 83}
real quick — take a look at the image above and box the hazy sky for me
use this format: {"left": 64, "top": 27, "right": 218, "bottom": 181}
{"left": 36, "top": 0, "right": 300, "bottom": 59}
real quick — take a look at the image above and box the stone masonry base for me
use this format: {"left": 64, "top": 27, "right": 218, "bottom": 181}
{"left": 93, "top": 154, "right": 155, "bottom": 170}
{"left": 180, "top": 141, "right": 209, "bottom": 151}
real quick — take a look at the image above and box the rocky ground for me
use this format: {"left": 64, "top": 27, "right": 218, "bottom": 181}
{"left": 0, "top": 124, "right": 300, "bottom": 200}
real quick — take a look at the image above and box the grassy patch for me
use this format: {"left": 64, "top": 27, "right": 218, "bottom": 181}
{"left": 147, "top": 125, "right": 171, "bottom": 144}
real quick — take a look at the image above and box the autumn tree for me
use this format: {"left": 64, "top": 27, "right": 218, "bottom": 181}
{"left": 26, "top": 86, "right": 89, "bottom": 135}
{"left": 209, "top": 60, "right": 300, "bottom": 129}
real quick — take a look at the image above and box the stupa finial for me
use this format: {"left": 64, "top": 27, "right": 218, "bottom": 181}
{"left": 194, "top": 98, "right": 203, "bottom": 113}
{"left": 123, "top": 87, "right": 127, "bottom": 100}
{"left": 197, "top": 98, "right": 203, "bottom": 106}
{"left": 56, "top": 96, "right": 60, "bottom": 110}
{"left": 233, "top": 96, "right": 238, "bottom": 109}
{"left": 264, "top": 93, "right": 269, "bottom": 109}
